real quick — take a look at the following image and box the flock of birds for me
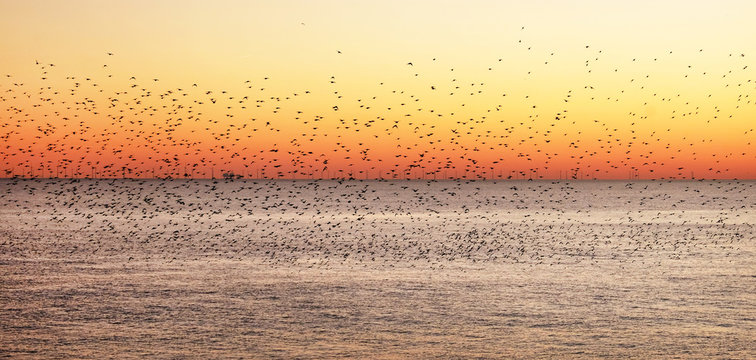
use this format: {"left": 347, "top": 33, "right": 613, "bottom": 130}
{"left": 0, "top": 28, "right": 753, "bottom": 267}
{"left": 0, "top": 178, "right": 752, "bottom": 267}
{"left": 0, "top": 29, "right": 753, "bottom": 181}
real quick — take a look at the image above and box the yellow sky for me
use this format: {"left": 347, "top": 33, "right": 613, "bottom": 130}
{"left": 0, "top": 0, "right": 754, "bottom": 179}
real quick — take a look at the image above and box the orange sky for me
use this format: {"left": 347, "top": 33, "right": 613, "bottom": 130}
{"left": 0, "top": 0, "right": 754, "bottom": 179}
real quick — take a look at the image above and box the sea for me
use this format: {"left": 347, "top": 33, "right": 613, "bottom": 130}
{"left": 0, "top": 179, "right": 754, "bottom": 358}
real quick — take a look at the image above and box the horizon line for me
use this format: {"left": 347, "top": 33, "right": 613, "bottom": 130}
{"left": 1, "top": 176, "right": 753, "bottom": 182}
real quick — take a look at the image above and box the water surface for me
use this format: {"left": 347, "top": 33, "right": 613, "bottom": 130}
{"left": 1, "top": 179, "right": 754, "bottom": 358}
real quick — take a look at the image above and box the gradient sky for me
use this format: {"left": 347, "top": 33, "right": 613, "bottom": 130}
{"left": 1, "top": 0, "right": 754, "bottom": 179}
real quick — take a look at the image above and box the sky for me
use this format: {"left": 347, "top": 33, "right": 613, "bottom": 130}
{"left": 0, "top": 0, "right": 754, "bottom": 179}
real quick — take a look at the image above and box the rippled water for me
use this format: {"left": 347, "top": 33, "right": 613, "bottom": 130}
{"left": 1, "top": 179, "right": 754, "bottom": 358}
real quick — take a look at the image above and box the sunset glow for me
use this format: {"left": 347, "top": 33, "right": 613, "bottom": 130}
{"left": 1, "top": 0, "right": 754, "bottom": 179}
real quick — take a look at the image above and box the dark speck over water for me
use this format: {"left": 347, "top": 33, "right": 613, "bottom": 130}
{"left": 0, "top": 179, "right": 754, "bottom": 358}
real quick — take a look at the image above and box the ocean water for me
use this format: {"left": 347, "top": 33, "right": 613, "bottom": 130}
{"left": 0, "top": 179, "right": 754, "bottom": 358}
